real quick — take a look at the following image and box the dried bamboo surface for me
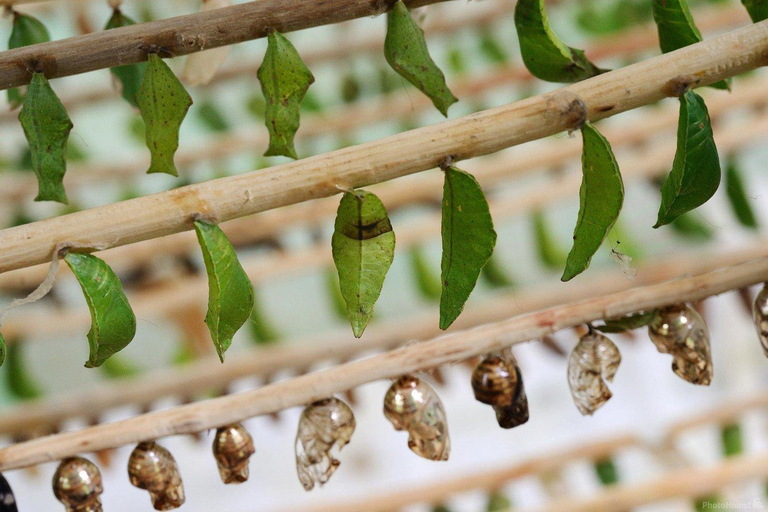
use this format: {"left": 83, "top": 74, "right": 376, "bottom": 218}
{"left": 524, "top": 453, "right": 768, "bottom": 512}
{"left": 665, "top": 392, "right": 768, "bottom": 441}
{"left": 1, "top": 249, "right": 767, "bottom": 470}
{"left": 295, "top": 435, "right": 641, "bottom": 512}
{"left": 3, "top": 103, "right": 768, "bottom": 340}
{"left": 5, "top": 75, "right": 766, "bottom": 293}
{"left": 1, "top": 22, "right": 766, "bottom": 275}
{"left": 0, "top": 241, "right": 765, "bottom": 437}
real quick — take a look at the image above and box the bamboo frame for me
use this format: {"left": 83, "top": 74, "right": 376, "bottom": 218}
{"left": 664, "top": 392, "right": 768, "bottom": 441}
{"left": 1, "top": 251, "right": 767, "bottom": 470}
{"left": 1, "top": 242, "right": 765, "bottom": 437}
{"left": 0, "top": 0, "right": 452, "bottom": 90}
{"left": 0, "top": 23, "right": 766, "bottom": 275}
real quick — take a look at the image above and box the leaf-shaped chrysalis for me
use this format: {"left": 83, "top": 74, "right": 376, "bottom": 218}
{"left": 654, "top": 91, "right": 720, "bottom": 228}
{"left": 562, "top": 123, "right": 624, "bottom": 281}
{"left": 65, "top": 253, "right": 137, "bottom": 368}
{"left": 514, "top": 0, "right": 606, "bottom": 83}
{"left": 136, "top": 53, "right": 193, "bottom": 176}
{"left": 182, "top": 0, "right": 233, "bottom": 85}
{"left": 104, "top": 8, "right": 147, "bottom": 108}
{"left": 7, "top": 12, "right": 50, "bottom": 109}
{"left": 331, "top": 190, "right": 395, "bottom": 338}
{"left": 257, "top": 30, "right": 315, "bottom": 160}
{"left": 385, "top": 1, "right": 458, "bottom": 116}
{"left": 652, "top": 0, "right": 729, "bottom": 90}
{"left": 596, "top": 311, "right": 656, "bottom": 334}
{"left": 724, "top": 159, "right": 758, "bottom": 229}
{"left": 440, "top": 166, "right": 497, "bottom": 330}
{"left": 742, "top": 0, "right": 768, "bottom": 22}
{"left": 19, "top": 73, "right": 73, "bottom": 204}
{"left": 194, "top": 220, "right": 254, "bottom": 361}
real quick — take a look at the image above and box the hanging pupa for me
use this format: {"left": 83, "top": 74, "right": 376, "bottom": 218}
{"left": 648, "top": 304, "right": 712, "bottom": 385}
{"left": 212, "top": 424, "right": 255, "bottom": 484}
{"left": 384, "top": 375, "right": 450, "bottom": 461}
{"left": 753, "top": 284, "right": 768, "bottom": 357}
{"left": 567, "top": 330, "right": 621, "bottom": 415}
{"left": 181, "top": 0, "right": 233, "bottom": 85}
{"left": 127, "top": 441, "right": 185, "bottom": 510}
{"left": 295, "top": 398, "right": 356, "bottom": 491}
{"left": 471, "top": 352, "right": 529, "bottom": 429}
{"left": 52, "top": 457, "right": 103, "bottom": 512}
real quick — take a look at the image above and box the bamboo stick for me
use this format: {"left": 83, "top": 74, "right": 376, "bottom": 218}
{"left": 664, "top": 392, "right": 768, "bottom": 441}
{"left": 295, "top": 435, "right": 641, "bottom": 512}
{"left": 1, "top": 251, "right": 768, "bottom": 470}
{"left": 0, "top": 23, "right": 765, "bottom": 275}
{"left": 0, "top": 0, "right": 453, "bottom": 90}
{"left": 524, "top": 453, "right": 768, "bottom": 512}
{"left": 3, "top": 77, "right": 763, "bottom": 292}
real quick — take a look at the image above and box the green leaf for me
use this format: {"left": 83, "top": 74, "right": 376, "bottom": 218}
{"left": 104, "top": 9, "right": 147, "bottom": 108}
{"left": 65, "top": 253, "right": 136, "bottom": 368}
{"left": 196, "top": 99, "right": 230, "bottom": 133}
{"left": 385, "top": 1, "right": 457, "bottom": 116}
{"left": 99, "top": 354, "right": 141, "bottom": 379}
{"left": 5, "top": 343, "right": 41, "bottom": 400}
{"left": 532, "top": 210, "right": 568, "bottom": 270}
{"left": 257, "top": 30, "right": 315, "bottom": 159}
{"left": 447, "top": 44, "right": 467, "bottom": 75}
{"left": 486, "top": 492, "right": 512, "bottom": 512}
{"left": 724, "top": 159, "right": 758, "bottom": 229}
{"left": 440, "top": 166, "right": 497, "bottom": 329}
{"left": 514, "top": 0, "right": 606, "bottom": 83}
{"left": 331, "top": 190, "right": 396, "bottom": 338}
{"left": 248, "top": 288, "right": 281, "bottom": 345}
{"left": 19, "top": 73, "right": 73, "bottom": 204}
{"left": 324, "top": 267, "right": 349, "bottom": 321}
{"left": 562, "top": 123, "right": 624, "bottom": 281}
{"left": 576, "top": 0, "right": 651, "bottom": 35}
{"left": 669, "top": 211, "right": 714, "bottom": 240}
{"left": 652, "top": 0, "right": 729, "bottom": 90}
{"left": 136, "top": 53, "right": 193, "bottom": 176}
{"left": 409, "top": 246, "right": 442, "bottom": 302}
{"left": 0, "top": 334, "right": 5, "bottom": 368}
{"left": 596, "top": 311, "right": 656, "bottom": 333}
{"left": 194, "top": 220, "right": 254, "bottom": 362}
{"left": 742, "top": 0, "right": 768, "bottom": 21}
{"left": 594, "top": 457, "right": 619, "bottom": 486}
{"left": 480, "top": 255, "right": 515, "bottom": 289}
{"left": 8, "top": 13, "right": 50, "bottom": 109}
{"left": 721, "top": 422, "right": 743, "bottom": 457}
{"left": 654, "top": 91, "right": 720, "bottom": 228}
{"left": 479, "top": 29, "right": 509, "bottom": 65}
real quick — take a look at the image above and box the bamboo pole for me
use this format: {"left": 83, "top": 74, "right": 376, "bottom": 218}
{"left": 0, "top": 0, "right": 453, "bottom": 90}
{"left": 664, "top": 392, "right": 768, "bottom": 441}
{"left": 524, "top": 453, "right": 768, "bottom": 512}
{"left": 1, "top": 251, "right": 768, "bottom": 470}
{"left": 0, "top": 23, "right": 766, "bottom": 275}
{"left": 3, "top": 77, "right": 765, "bottom": 293}
{"left": 1, "top": 241, "right": 765, "bottom": 437}
{"left": 295, "top": 435, "right": 641, "bottom": 512}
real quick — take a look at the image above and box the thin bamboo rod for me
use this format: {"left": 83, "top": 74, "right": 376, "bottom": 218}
{"left": 2, "top": 238, "right": 766, "bottom": 436}
{"left": 0, "top": 1, "right": 744, "bottom": 127}
{"left": 1, "top": 251, "right": 768, "bottom": 470}
{"left": 3, "top": 104, "right": 767, "bottom": 340}
{"left": 524, "top": 453, "right": 768, "bottom": 512}
{"left": 296, "top": 435, "right": 641, "bottom": 512}
{"left": 0, "top": 0, "right": 453, "bottom": 90}
{"left": 664, "top": 392, "right": 768, "bottom": 441}
{"left": 0, "top": 23, "right": 766, "bottom": 276}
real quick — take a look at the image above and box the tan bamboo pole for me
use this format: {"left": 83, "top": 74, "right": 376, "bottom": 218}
{"left": 0, "top": 1, "right": 745, "bottom": 127}
{"left": 524, "top": 453, "right": 768, "bottom": 512}
{"left": 1, "top": 250, "right": 768, "bottom": 470}
{"left": 3, "top": 105, "right": 767, "bottom": 340}
{"left": 0, "top": 23, "right": 766, "bottom": 276}
{"left": 2, "top": 74, "right": 765, "bottom": 294}
{"left": 664, "top": 392, "right": 768, "bottom": 442}
{"left": 0, "top": 0, "right": 454, "bottom": 89}
{"left": 295, "top": 435, "right": 641, "bottom": 512}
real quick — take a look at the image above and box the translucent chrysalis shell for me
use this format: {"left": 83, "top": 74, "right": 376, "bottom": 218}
{"left": 295, "top": 398, "right": 356, "bottom": 491}
{"left": 648, "top": 304, "right": 712, "bottom": 385}
{"left": 181, "top": 0, "right": 233, "bottom": 85}
{"left": 471, "top": 354, "right": 529, "bottom": 428}
{"left": 753, "top": 284, "right": 768, "bottom": 357}
{"left": 212, "top": 424, "right": 255, "bottom": 484}
{"left": 383, "top": 375, "right": 450, "bottom": 461}
{"left": 127, "top": 441, "right": 185, "bottom": 510}
{"left": 567, "top": 330, "right": 621, "bottom": 415}
{"left": 52, "top": 457, "right": 103, "bottom": 512}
